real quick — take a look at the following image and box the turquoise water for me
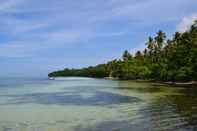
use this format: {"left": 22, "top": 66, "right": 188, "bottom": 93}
{"left": 0, "top": 77, "right": 196, "bottom": 131}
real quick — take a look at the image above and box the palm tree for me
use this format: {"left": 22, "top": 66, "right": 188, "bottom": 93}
{"left": 155, "top": 30, "right": 166, "bottom": 50}
{"left": 143, "top": 48, "right": 148, "bottom": 57}
{"left": 122, "top": 50, "right": 132, "bottom": 61}
{"left": 174, "top": 32, "right": 181, "bottom": 40}
{"left": 135, "top": 50, "right": 143, "bottom": 60}
{"left": 146, "top": 37, "right": 155, "bottom": 55}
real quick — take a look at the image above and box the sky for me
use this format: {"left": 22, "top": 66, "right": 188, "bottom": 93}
{"left": 0, "top": 0, "right": 197, "bottom": 77}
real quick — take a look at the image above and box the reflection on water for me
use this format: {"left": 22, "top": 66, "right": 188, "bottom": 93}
{"left": 0, "top": 77, "right": 196, "bottom": 131}
{"left": 0, "top": 91, "right": 141, "bottom": 106}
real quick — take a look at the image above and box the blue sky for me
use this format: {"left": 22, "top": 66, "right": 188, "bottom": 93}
{"left": 0, "top": 0, "right": 197, "bottom": 77}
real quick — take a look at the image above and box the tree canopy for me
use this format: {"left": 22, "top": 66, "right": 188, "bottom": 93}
{"left": 49, "top": 21, "right": 197, "bottom": 82}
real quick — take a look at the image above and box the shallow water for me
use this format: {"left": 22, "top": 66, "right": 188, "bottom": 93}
{"left": 0, "top": 77, "right": 196, "bottom": 131}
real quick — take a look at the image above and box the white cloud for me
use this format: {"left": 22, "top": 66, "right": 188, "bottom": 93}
{"left": 0, "top": 0, "right": 197, "bottom": 59}
{"left": 177, "top": 13, "right": 197, "bottom": 32}
{"left": 0, "top": 0, "right": 197, "bottom": 76}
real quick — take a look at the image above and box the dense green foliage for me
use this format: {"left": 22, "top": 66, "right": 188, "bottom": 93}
{"left": 48, "top": 64, "right": 110, "bottom": 78}
{"left": 49, "top": 21, "right": 197, "bottom": 82}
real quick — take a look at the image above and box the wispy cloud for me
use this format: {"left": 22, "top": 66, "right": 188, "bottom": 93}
{"left": 177, "top": 13, "right": 197, "bottom": 32}
{"left": 0, "top": 0, "right": 197, "bottom": 76}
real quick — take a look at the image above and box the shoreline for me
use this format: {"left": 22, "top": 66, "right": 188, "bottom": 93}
{"left": 49, "top": 76, "right": 197, "bottom": 87}
{"left": 98, "top": 77, "right": 197, "bottom": 87}
{"left": 163, "top": 81, "right": 197, "bottom": 87}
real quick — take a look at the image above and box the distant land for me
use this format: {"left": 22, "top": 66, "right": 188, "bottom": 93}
{"left": 49, "top": 21, "right": 197, "bottom": 83}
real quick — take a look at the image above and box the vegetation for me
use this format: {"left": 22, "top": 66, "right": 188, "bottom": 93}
{"left": 48, "top": 21, "right": 197, "bottom": 82}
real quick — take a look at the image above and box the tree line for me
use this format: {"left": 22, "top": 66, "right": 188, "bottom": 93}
{"left": 48, "top": 21, "right": 197, "bottom": 82}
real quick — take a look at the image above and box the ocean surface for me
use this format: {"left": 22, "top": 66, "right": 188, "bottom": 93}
{"left": 0, "top": 77, "right": 196, "bottom": 131}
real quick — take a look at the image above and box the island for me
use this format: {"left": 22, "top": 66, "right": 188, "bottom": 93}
{"left": 49, "top": 21, "right": 197, "bottom": 83}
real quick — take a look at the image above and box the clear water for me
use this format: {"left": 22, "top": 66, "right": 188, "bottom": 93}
{"left": 0, "top": 77, "right": 196, "bottom": 131}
